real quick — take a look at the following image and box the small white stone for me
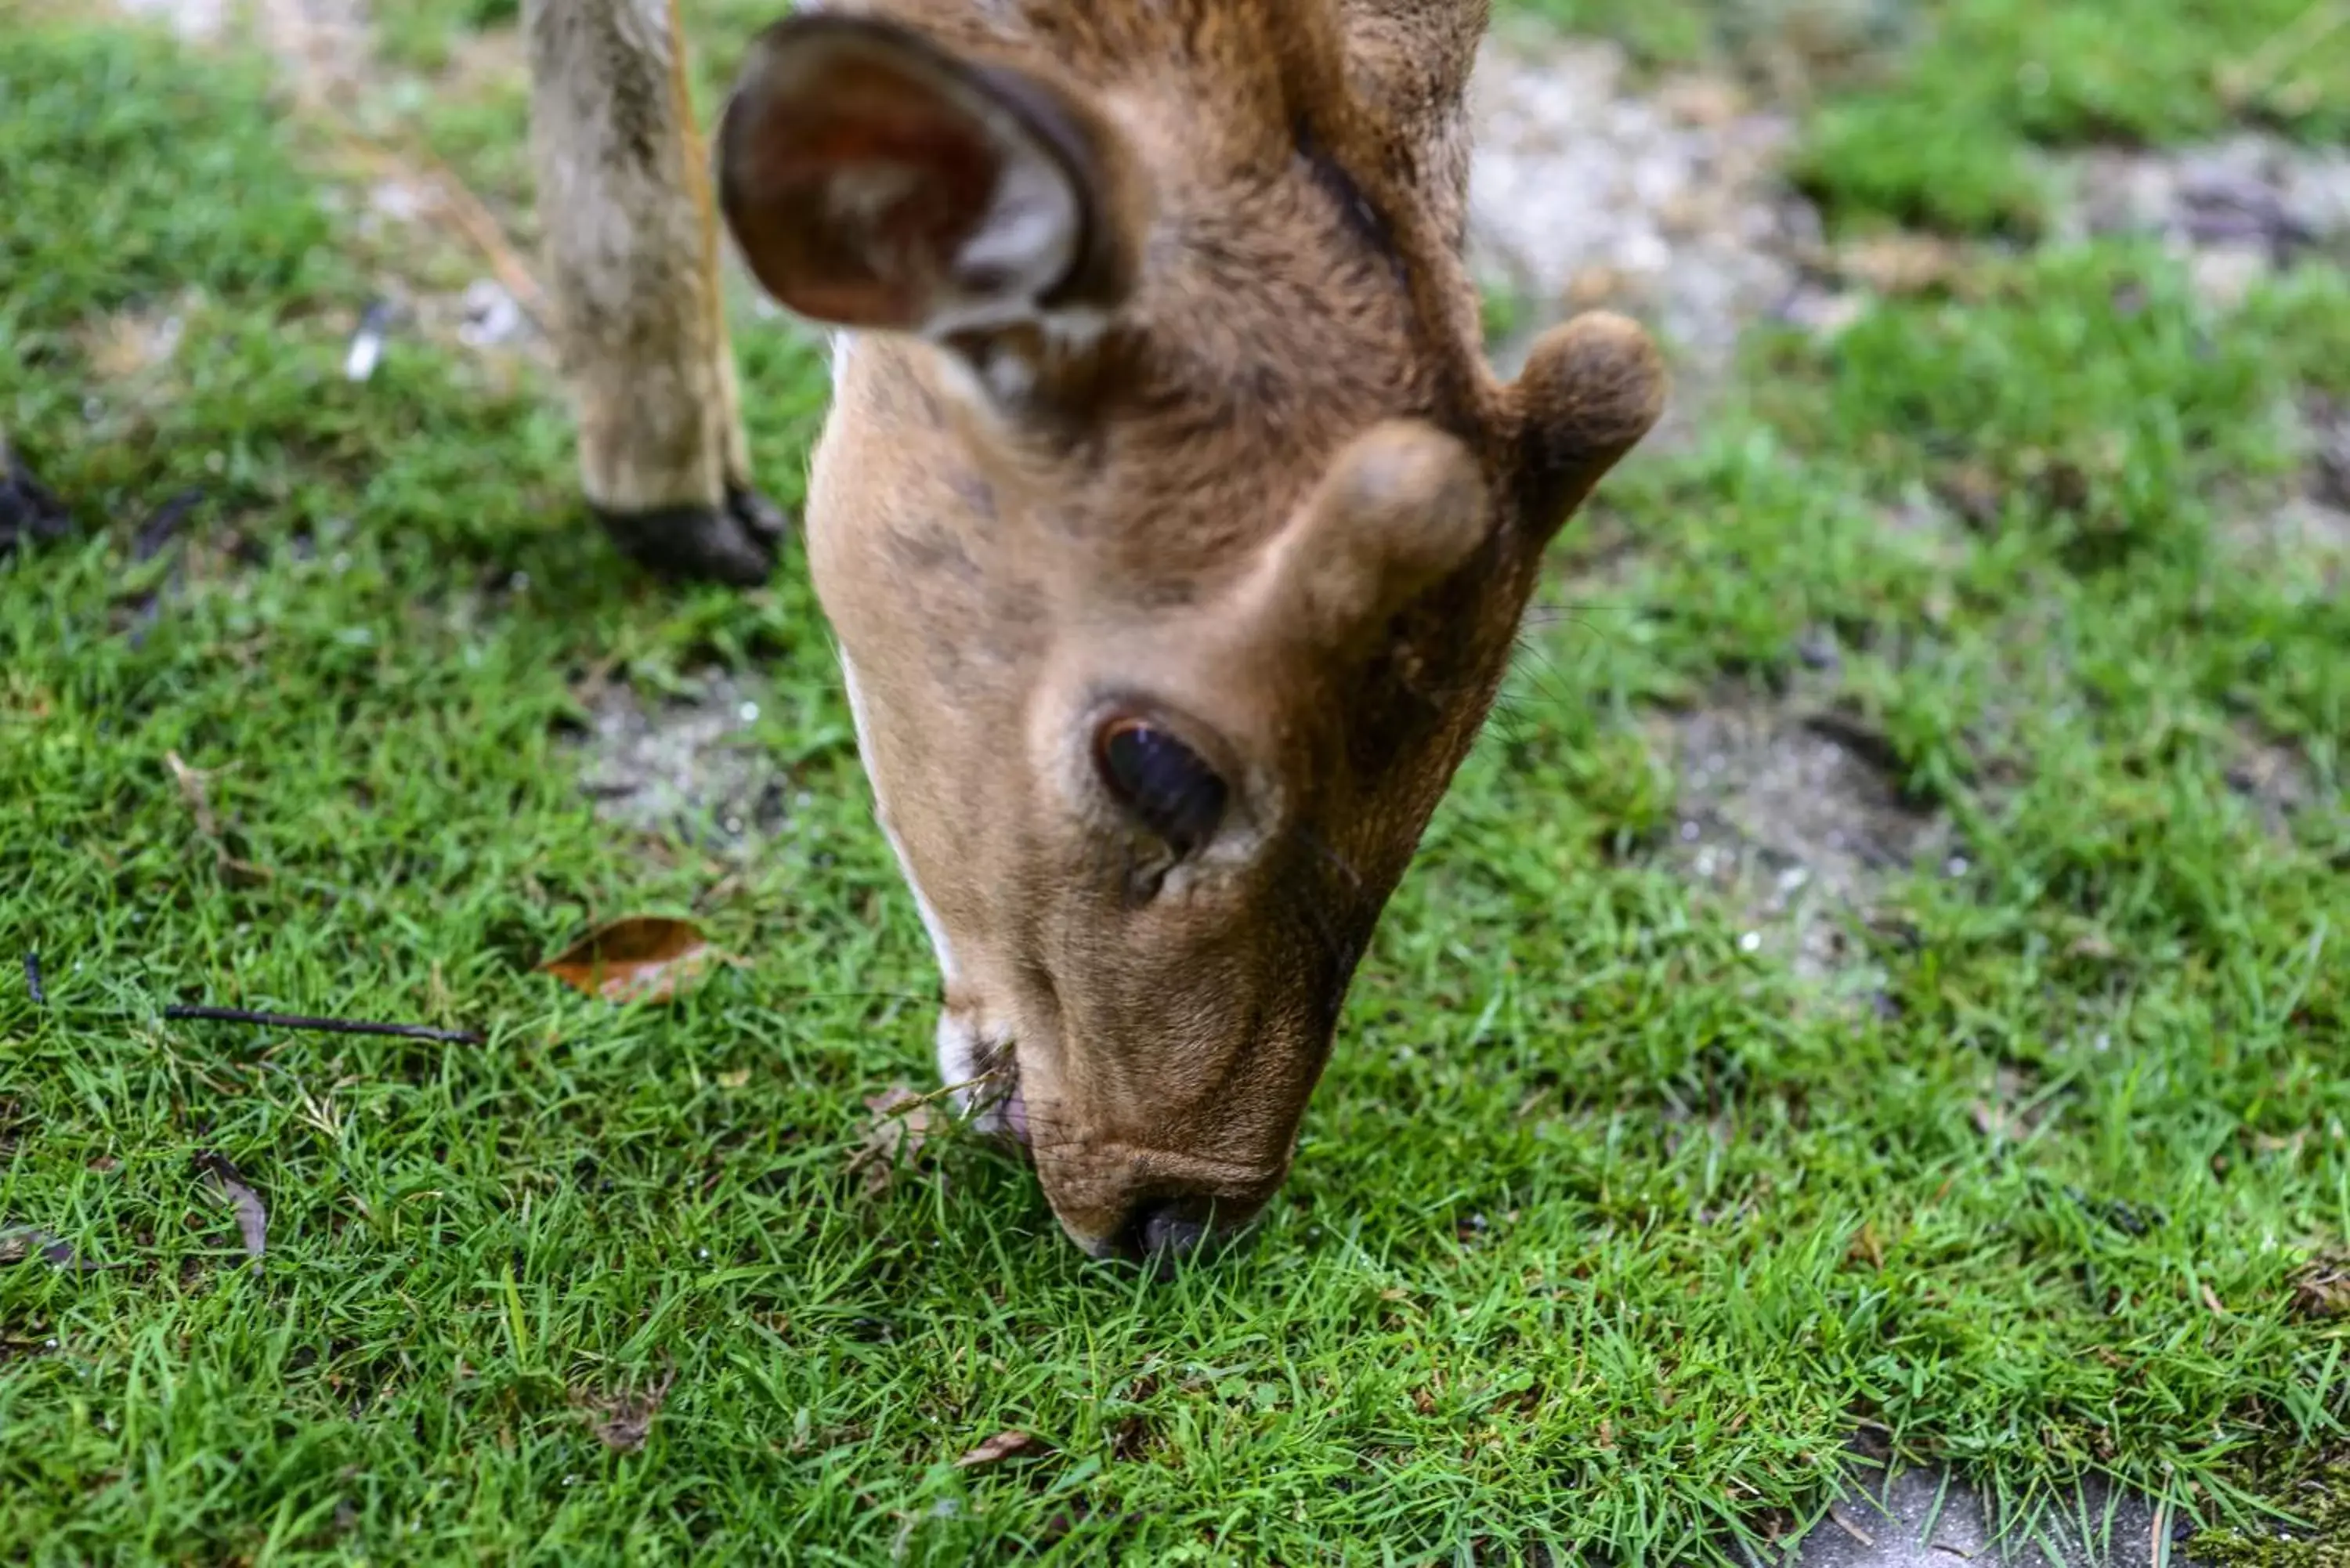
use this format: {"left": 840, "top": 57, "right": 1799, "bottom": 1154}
{"left": 2189, "top": 247, "right": 2267, "bottom": 313}
{"left": 343, "top": 328, "right": 383, "bottom": 383}
{"left": 370, "top": 179, "right": 426, "bottom": 223}
{"left": 1738, "top": 930, "right": 1762, "bottom": 954}
{"left": 1945, "top": 855, "right": 1971, "bottom": 877}
{"left": 737, "top": 701, "right": 760, "bottom": 724}
{"left": 1679, "top": 820, "right": 1701, "bottom": 843}
{"left": 456, "top": 279, "right": 524, "bottom": 349}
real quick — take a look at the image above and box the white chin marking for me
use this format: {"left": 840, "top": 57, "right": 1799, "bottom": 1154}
{"left": 838, "top": 649, "right": 989, "bottom": 1118}
{"left": 936, "top": 1011, "right": 1009, "bottom": 1134}
{"left": 837, "top": 651, "right": 962, "bottom": 986}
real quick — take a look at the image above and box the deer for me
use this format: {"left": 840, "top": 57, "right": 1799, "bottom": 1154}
{"left": 519, "top": 0, "right": 1667, "bottom": 1265}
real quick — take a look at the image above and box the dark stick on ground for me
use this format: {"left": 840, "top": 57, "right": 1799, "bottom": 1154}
{"left": 24, "top": 951, "right": 42, "bottom": 1006}
{"left": 164, "top": 1004, "right": 482, "bottom": 1045}
{"left": 0, "top": 441, "right": 74, "bottom": 559}
{"left": 125, "top": 488, "right": 208, "bottom": 650}
{"left": 133, "top": 487, "right": 206, "bottom": 562}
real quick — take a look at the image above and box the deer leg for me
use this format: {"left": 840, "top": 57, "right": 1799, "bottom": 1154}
{"left": 521, "top": 0, "right": 786, "bottom": 586}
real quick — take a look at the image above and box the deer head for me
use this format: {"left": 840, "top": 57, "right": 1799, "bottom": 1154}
{"left": 714, "top": 0, "right": 1665, "bottom": 1263}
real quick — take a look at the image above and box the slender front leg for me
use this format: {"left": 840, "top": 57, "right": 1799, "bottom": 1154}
{"left": 520, "top": 0, "right": 786, "bottom": 585}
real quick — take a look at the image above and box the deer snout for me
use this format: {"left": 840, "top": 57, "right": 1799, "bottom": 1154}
{"left": 1066, "top": 1186, "right": 1261, "bottom": 1272}
{"left": 1042, "top": 1143, "right": 1282, "bottom": 1270}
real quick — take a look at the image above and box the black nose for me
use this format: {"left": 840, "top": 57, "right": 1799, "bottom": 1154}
{"left": 1139, "top": 1205, "right": 1206, "bottom": 1256}
{"left": 1112, "top": 1197, "right": 1214, "bottom": 1271}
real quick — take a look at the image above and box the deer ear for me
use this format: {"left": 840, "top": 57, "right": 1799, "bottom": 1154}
{"left": 717, "top": 15, "right": 1141, "bottom": 340}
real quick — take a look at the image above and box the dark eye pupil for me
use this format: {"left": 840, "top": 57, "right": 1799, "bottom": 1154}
{"left": 1097, "top": 720, "right": 1226, "bottom": 854}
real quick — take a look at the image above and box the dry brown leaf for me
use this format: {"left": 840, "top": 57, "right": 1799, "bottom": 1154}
{"left": 1108, "top": 1412, "right": 1154, "bottom": 1462}
{"left": 577, "top": 1366, "right": 677, "bottom": 1453}
{"left": 2290, "top": 1255, "right": 2348, "bottom": 1321}
{"left": 1936, "top": 461, "right": 2005, "bottom": 531}
{"left": 848, "top": 1083, "right": 938, "bottom": 1198}
{"left": 165, "top": 751, "right": 222, "bottom": 839}
{"left": 1836, "top": 233, "right": 1966, "bottom": 297}
{"left": 1969, "top": 1100, "right": 2015, "bottom": 1140}
{"left": 537, "top": 916, "right": 718, "bottom": 1006}
{"left": 953, "top": 1429, "right": 1042, "bottom": 1469}
{"left": 0, "top": 1225, "right": 104, "bottom": 1273}
{"left": 193, "top": 1151, "right": 266, "bottom": 1268}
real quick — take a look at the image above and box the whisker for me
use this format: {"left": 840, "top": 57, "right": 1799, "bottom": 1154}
{"left": 1296, "top": 826, "right": 1364, "bottom": 893}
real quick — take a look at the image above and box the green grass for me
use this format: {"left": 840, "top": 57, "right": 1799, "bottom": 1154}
{"left": 1513, "top": 0, "right": 2350, "bottom": 239}
{"left": 4, "top": 8, "right": 2348, "bottom": 1565}
{"left": 1791, "top": 0, "right": 2350, "bottom": 236}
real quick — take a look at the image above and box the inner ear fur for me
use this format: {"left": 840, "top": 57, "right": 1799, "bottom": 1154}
{"left": 715, "top": 13, "right": 1145, "bottom": 338}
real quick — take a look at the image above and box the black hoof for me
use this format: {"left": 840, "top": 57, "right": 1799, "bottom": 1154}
{"left": 0, "top": 445, "right": 72, "bottom": 561}
{"left": 595, "top": 484, "right": 792, "bottom": 587}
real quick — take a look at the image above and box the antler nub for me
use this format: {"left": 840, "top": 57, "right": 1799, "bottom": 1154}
{"left": 1507, "top": 312, "right": 1668, "bottom": 535}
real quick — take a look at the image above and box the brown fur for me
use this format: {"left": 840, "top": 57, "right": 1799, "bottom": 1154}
{"left": 536, "top": 0, "right": 1666, "bottom": 1260}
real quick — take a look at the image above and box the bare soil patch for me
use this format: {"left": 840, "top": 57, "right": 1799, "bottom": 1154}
{"left": 1644, "top": 687, "right": 1954, "bottom": 992}
{"left": 569, "top": 670, "right": 789, "bottom": 850}
{"left": 1784, "top": 1455, "right": 2199, "bottom": 1568}
{"left": 1466, "top": 31, "right": 1821, "bottom": 444}
{"left": 2046, "top": 134, "right": 2350, "bottom": 310}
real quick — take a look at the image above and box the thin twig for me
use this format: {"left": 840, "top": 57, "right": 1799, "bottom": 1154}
{"left": 164, "top": 1005, "right": 482, "bottom": 1045}
{"left": 1828, "top": 1507, "right": 1877, "bottom": 1548}
{"left": 24, "top": 951, "right": 42, "bottom": 1006}
{"left": 255, "top": 2, "right": 551, "bottom": 333}
{"left": 338, "top": 137, "right": 551, "bottom": 329}
{"left": 162, "top": 751, "right": 375, "bottom": 906}
{"left": 133, "top": 488, "right": 205, "bottom": 563}
{"left": 2224, "top": 0, "right": 2350, "bottom": 99}
{"left": 411, "top": 143, "right": 552, "bottom": 326}
{"left": 870, "top": 1071, "right": 1008, "bottom": 1123}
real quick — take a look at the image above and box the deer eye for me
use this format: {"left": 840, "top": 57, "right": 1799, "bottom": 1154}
{"left": 1095, "top": 717, "right": 1226, "bottom": 855}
